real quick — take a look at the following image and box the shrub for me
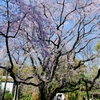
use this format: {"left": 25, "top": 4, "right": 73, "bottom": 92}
{"left": 4, "top": 90, "right": 13, "bottom": 100}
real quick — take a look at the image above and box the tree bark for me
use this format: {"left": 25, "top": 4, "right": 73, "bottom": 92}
{"left": 39, "top": 82, "right": 46, "bottom": 100}
{"left": 85, "top": 81, "right": 89, "bottom": 100}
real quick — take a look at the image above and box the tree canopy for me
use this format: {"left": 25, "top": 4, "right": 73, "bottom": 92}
{"left": 0, "top": 0, "right": 100, "bottom": 100}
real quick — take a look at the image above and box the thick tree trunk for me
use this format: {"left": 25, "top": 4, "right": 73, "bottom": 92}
{"left": 48, "top": 84, "right": 63, "bottom": 100}
{"left": 39, "top": 86, "right": 56, "bottom": 100}
{"left": 40, "top": 90, "right": 46, "bottom": 100}
{"left": 39, "top": 83, "right": 63, "bottom": 100}
{"left": 39, "top": 82, "right": 47, "bottom": 100}
{"left": 49, "top": 93, "right": 56, "bottom": 100}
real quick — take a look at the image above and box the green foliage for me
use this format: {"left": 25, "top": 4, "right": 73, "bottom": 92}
{"left": 18, "top": 65, "right": 38, "bottom": 100}
{"left": 0, "top": 69, "right": 3, "bottom": 76}
{"left": 4, "top": 90, "right": 13, "bottom": 100}
{"left": 20, "top": 95, "right": 31, "bottom": 100}
{"left": 68, "top": 91, "right": 78, "bottom": 100}
{"left": 85, "top": 66, "right": 99, "bottom": 80}
{"left": 50, "top": 78, "right": 57, "bottom": 91}
{"left": 68, "top": 91, "right": 88, "bottom": 100}
{"left": 19, "top": 84, "right": 35, "bottom": 99}
{"left": 94, "top": 40, "right": 100, "bottom": 51}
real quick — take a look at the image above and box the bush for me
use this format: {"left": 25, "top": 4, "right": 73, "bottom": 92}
{"left": 4, "top": 90, "right": 13, "bottom": 100}
{"left": 68, "top": 92, "right": 78, "bottom": 100}
{"left": 20, "top": 95, "right": 31, "bottom": 100}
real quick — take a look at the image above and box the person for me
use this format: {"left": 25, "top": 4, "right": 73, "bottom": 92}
{"left": 62, "top": 94, "right": 66, "bottom": 100}
{"left": 57, "top": 94, "right": 62, "bottom": 100}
